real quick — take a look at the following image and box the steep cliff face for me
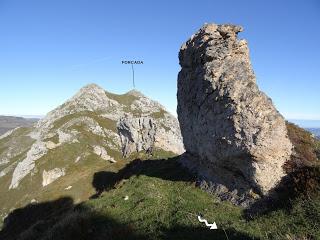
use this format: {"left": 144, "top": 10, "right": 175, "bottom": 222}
{"left": 177, "top": 23, "right": 292, "bottom": 204}
{"left": 117, "top": 116, "right": 157, "bottom": 157}
{"left": 0, "top": 83, "right": 184, "bottom": 219}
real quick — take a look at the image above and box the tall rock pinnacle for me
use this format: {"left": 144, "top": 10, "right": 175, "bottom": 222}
{"left": 177, "top": 23, "right": 292, "bottom": 203}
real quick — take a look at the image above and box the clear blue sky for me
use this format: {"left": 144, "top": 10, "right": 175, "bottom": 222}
{"left": 0, "top": 0, "right": 319, "bottom": 126}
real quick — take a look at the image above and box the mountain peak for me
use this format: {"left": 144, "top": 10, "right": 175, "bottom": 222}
{"left": 76, "top": 83, "right": 106, "bottom": 95}
{"left": 70, "top": 83, "right": 110, "bottom": 106}
{"left": 126, "top": 89, "right": 145, "bottom": 98}
{"left": 81, "top": 83, "right": 103, "bottom": 89}
{"left": 1, "top": 81, "right": 184, "bottom": 195}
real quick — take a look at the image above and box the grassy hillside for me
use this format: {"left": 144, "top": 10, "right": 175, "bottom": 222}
{"left": 0, "top": 114, "right": 119, "bottom": 219}
{"left": 1, "top": 123, "right": 319, "bottom": 240}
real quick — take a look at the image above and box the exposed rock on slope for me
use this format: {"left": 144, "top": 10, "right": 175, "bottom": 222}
{"left": 5, "top": 84, "right": 183, "bottom": 189}
{"left": 0, "top": 83, "right": 184, "bottom": 219}
{"left": 177, "top": 23, "right": 292, "bottom": 203}
{"left": 118, "top": 116, "right": 157, "bottom": 157}
{"left": 9, "top": 141, "right": 48, "bottom": 189}
{"left": 42, "top": 168, "right": 65, "bottom": 186}
{"left": 92, "top": 145, "right": 116, "bottom": 163}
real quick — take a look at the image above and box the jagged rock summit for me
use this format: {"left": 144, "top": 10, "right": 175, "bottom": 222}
{"left": 0, "top": 83, "right": 184, "bottom": 218}
{"left": 177, "top": 23, "right": 292, "bottom": 204}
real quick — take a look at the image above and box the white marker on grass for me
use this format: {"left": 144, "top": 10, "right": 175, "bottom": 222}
{"left": 197, "top": 215, "right": 218, "bottom": 230}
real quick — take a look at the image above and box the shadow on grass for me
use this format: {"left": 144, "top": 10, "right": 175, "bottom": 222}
{"left": 91, "top": 154, "right": 320, "bottom": 228}
{"left": 0, "top": 197, "right": 257, "bottom": 240}
{"left": 0, "top": 197, "right": 145, "bottom": 240}
{"left": 90, "top": 156, "right": 194, "bottom": 199}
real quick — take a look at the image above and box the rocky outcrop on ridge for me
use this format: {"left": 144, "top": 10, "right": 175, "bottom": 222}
{"left": 118, "top": 116, "right": 157, "bottom": 157}
{"left": 0, "top": 83, "right": 184, "bottom": 219}
{"left": 3, "top": 84, "right": 184, "bottom": 190}
{"left": 177, "top": 23, "right": 292, "bottom": 204}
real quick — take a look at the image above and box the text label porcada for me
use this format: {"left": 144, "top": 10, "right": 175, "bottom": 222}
{"left": 122, "top": 60, "right": 144, "bottom": 64}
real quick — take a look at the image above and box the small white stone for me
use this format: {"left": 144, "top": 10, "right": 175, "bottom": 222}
{"left": 75, "top": 156, "right": 81, "bottom": 163}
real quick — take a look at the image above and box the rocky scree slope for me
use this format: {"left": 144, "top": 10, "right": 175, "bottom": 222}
{"left": 0, "top": 83, "right": 184, "bottom": 221}
{"left": 177, "top": 23, "right": 292, "bottom": 205}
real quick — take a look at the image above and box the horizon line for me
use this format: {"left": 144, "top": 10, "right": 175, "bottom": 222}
{"left": 1, "top": 114, "right": 320, "bottom": 122}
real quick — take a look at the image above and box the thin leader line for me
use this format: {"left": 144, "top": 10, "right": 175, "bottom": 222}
{"left": 131, "top": 63, "right": 135, "bottom": 89}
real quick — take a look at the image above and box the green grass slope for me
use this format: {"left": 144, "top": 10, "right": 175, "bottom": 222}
{"left": 0, "top": 112, "right": 120, "bottom": 216}
{"left": 1, "top": 122, "right": 319, "bottom": 240}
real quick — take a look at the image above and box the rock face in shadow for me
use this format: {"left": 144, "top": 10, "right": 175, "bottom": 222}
{"left": 177, "top": 23, "right": 292, "bottom": 204}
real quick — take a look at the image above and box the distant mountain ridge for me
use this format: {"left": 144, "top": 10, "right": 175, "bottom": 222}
{"left": 306, "top": 128, "right": 320, "bottom": 139}
{"left": 0, "top": 116, "right": 38, "bottom": 135}
{"left": 290, "top": 119, "right": 320, "bottom": 128}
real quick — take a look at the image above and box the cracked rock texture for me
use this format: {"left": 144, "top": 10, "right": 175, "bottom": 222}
{"left": 118, "top": 116, "right": 157, "bottom": 157}
{"left": 177, "top": 23, "right": 292, "bottom": 203}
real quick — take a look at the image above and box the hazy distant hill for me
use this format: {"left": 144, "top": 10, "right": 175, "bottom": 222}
{"left": 290, "top": 119, "right": 320, "bottom": 128}
{"left": 0, "top": 116, "right": 38, "bottom": 135}
{"left": 306, "top": 128, "right": 320, "bottom": 139}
